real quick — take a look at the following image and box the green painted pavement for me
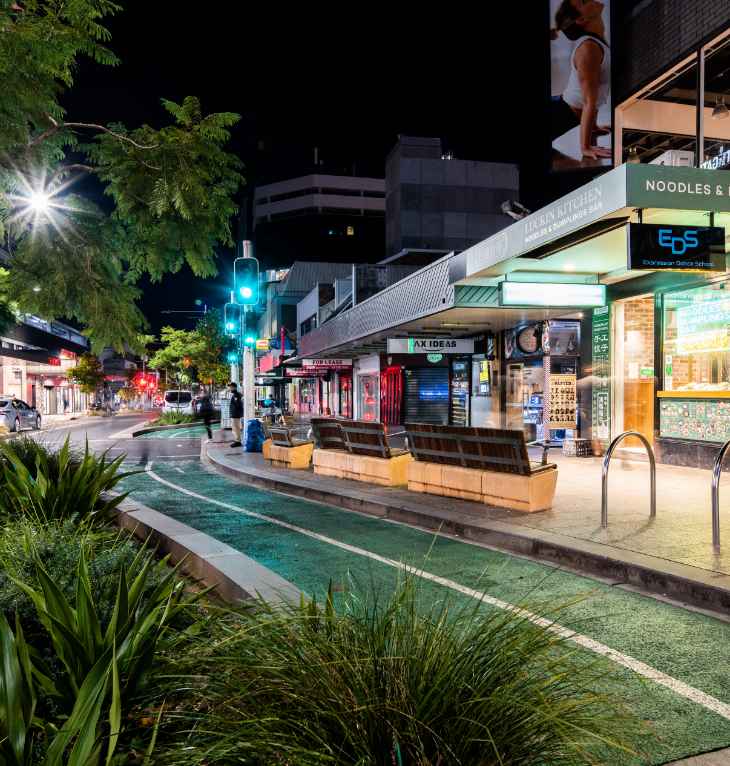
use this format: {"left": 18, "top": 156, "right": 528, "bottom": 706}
{"left": 135, "top": 424, "right": 220, "bottom": 439}
{"left": 121, "top": 458, "right": 730, "bottom": 765}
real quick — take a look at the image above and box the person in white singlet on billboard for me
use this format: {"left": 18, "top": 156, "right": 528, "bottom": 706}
{"left": 550, "top": 0, "right": 611, "bottom": 161}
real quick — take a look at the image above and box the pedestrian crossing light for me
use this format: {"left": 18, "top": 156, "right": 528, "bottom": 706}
{"left": 243, "top": 311, "right": 258, "bottom": 347}
{"left": 226, "top": 350, "right": 238, "bottom": 363}
{"left": 234, "top": 256, "right": 259, "bottom": 305}
{"left": 223, "top": 303, "right": 241, "bottom": 337}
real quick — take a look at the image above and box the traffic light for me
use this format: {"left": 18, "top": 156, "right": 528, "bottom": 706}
{"left": 226, "top": 350, "right": 238, "bottom": 363}
{"left": 223, "top": 303, "right": 241, "bottom": 337}
{"left": 243, "top": 311, "right": 258, "bottom": 347}
{"left": 234, "top": 257, "right": 259, "bottom": 305}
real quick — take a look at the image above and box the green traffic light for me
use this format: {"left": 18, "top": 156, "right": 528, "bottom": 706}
{"left": 240, "top": 286, "right": 253, "bottom": 299}
{"left": 244, "top": 335, "right": 256, "bottom": 345}
{"left": 226, "top": 351, "right": 238, "bottom": 363}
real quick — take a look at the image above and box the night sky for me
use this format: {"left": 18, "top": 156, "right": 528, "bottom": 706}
{"left": 62, "top": 3, "right": 554, "bottom": 333}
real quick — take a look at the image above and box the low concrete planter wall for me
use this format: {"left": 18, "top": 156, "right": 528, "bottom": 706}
{"left": 113, "top": 493, "right": 301, "bottom": 605}
{"left": 132, "top": 419, "right": 220, "bottom": 438}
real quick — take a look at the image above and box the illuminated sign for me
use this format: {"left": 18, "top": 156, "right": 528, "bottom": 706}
{"left": 701, "top": 148, "right": 730, "bottom": 170}
{"left": 500, "top": 282, "right": 606, "bottom": 308}
{"left": 387, "top": 338, "right": 475, "bottom": 354}
{"left": 676, "top": 296, "right": 730, "bottom": 354}
{"left": 426, "top": 353, "right": 443, "bottom": 363}
{"left": 300, "top": 358, "right": 352, "bottom": 368}
{"left": 255, "top": 339, "right": 270, "bottom": 351}
{"left": 628, "top": 223, "right": 726, "bottom": 271}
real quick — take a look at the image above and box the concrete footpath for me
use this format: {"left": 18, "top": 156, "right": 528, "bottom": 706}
{"left": 204, "top": 441, "right": 730, "bottom": 615}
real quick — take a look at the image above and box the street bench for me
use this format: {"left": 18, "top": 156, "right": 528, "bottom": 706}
{"left": 264, "top": 425, "right": 314, "bottom": 470}
{"left": 313, "top": 420, "right": 412, "bottom": 487}
{"left": 310, "top": 417, "right": 347, "bottom": 451}
{"left": 405, "top": 424, "right": 557, "bottom": 512}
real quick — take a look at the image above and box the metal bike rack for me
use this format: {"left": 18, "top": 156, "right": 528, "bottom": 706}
{"left": 711, "top": 440, "right": 730, "bottom": 550}
{"left": 601, "top": 430, "right": 656, "bottom": 528}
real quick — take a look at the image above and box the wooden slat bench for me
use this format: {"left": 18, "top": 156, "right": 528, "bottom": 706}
{"left": 405, "top": 424, "right": 557, "bottom": 512}
{"left": 313, "top": 420, "right": 412, "bottom": 486}
{"left": 265, "top": 425, "right": 314, "bottom": 469}
{"left": 310, "top": 418, "right": 347, "bottom": 450}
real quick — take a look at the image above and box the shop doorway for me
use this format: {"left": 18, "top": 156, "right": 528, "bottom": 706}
{"left": 612, "top": 295, "right": 655, "bottom": 448}
{"left": 357, "top": 375, "right": 379, "bottom": 422}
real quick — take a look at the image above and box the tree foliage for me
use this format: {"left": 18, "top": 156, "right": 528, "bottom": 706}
{"left": 0, "top": 1, "right": 243, "bottom": 351}
{"left": 149, "top": 309, "right": 232, "bottom": 389}
{"left": 67, "top": 352, "right": 105, "bottom": 394}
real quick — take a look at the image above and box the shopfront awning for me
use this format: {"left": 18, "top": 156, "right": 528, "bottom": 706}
{"left": 297, "top": 163, "right": 730, "bottom": 360}
{"left": 465, "top": 163, "right": 730, "bottom": 280}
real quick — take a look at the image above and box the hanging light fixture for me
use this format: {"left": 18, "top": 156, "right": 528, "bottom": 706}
{"left": 626, "top": 146, "right": 641, "bottom": 164}
{"left": 712, "top": 95, "right": 729, "bottom": 120}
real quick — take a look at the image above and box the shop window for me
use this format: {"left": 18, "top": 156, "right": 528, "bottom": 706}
{"left": 613, "top": 296, "right": 655, "bottom": 446}
{"left": 618, "top": 55, "right": 698, "bottom": 166}
{"left": 616, "top": 31, "right": 730, "bottom": 168}
{"left": 358, "top": 375, "right": 379, "bottom": 422}
{"left": 663, "top": 281, "right": 730, "bottom": 393}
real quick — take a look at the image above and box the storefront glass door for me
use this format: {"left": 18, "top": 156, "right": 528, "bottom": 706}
{"left": 612, "top": 295, "right": 655, "bottom": 447}
{"left": 357, "top": 375, "right": 379, "bottom": 422}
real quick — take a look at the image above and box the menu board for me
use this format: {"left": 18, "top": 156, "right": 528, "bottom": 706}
{"left": 659, "top": 398, "right": 730, "bottom": 442}
{"left": 548, "top": 373, "right": 577, "bottom": 429}
{"left": 591, "top": 307, "right": 611, "bottom": 443}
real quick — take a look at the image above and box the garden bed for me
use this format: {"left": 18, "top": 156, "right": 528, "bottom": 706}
{"left": 0, "top": 436, "right": 642, "bottom": 765}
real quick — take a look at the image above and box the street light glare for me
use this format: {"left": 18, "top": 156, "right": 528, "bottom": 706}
{"left": 28, "top": 190, "right": 51, "bottom": 214}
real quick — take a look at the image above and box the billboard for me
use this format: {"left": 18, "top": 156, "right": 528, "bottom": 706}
{"left": 549, "top": 0, "right": 612, "bottom": 172}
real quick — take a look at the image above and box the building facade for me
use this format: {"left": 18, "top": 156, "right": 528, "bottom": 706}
{"left": 1, "top": 314, "right": 91, "bottom": 416}
{"left": 252, "top": 174, "right": 386, "bottom": 268}
{"left": 289, "top": 7, "right": 730, "bottom": 469}
{"left": 385, "top": 135, "right": 519, "bottom": 260}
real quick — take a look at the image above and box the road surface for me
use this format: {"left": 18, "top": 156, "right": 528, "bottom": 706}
{"left": 25, "top": 415, "right": 730, "bottom": 765}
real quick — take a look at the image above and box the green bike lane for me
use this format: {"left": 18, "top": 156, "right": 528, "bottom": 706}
{"left": 122, "top": 457, "right": 730, "bottom": 765}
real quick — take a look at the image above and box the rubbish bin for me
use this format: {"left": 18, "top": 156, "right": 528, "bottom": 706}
{"left": 245, "top": 418, "right": 265, "bottom": 453}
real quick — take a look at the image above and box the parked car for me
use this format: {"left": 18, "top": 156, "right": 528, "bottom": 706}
{"left": 0, "top": 398, "right": 42, "bottom": 432}
{"left": 162, "top": 390, "right": 194, "bottom": 415}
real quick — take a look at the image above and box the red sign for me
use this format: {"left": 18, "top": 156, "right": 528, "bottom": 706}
{"left": 286, "top": 368, "right": 329, "bottom": 378}
{"left": 47, "top": 357, "right": 61, "bottom": 366}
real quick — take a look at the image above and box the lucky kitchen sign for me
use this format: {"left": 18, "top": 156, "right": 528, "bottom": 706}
{"left": 387, "top": 338, "right": 475, "bottom": 354}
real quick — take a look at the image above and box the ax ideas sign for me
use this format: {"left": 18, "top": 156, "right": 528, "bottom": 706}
{"left": 387, "top": 338, "right": 475, "bottom": 354}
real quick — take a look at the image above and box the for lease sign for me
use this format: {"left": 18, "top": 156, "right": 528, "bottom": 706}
{"left": 387, "top": 338, "right": 475, "bottom": 354}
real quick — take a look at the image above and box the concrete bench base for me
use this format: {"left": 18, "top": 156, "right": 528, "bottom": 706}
{"left": 267, "top": 442, "right": 314, "bottom": 470}
{"left": 313, "top": 448, "right": 412, "bottom": 487}
{"left": 407, "top": 461, "right": 557, "bottom": 513}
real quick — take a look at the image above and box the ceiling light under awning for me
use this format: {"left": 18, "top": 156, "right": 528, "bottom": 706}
{"left": 500, "top": 281, "right": 606, "bottom": 308}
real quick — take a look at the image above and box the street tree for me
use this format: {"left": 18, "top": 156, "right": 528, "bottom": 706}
{"left": 148, "top": 327, "right": 201, "bottom": 383}
{"left": 0, "top": 1, "right": 243, "bottom": 350}
{"left": 68, "top": 352, "right": 105, "bottom": 395}
{"left": 193, "top": 309, "right": 235, "bottom": 388}
{"left": 149, "top": 311, "right": 233, "bottom": 391}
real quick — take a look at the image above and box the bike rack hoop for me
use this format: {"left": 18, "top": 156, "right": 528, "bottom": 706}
{"left": 601, "top": 430, "right": 656, "bottom": 529}
{"left": 711, "top": 440, "right": 730, "bottom": 550}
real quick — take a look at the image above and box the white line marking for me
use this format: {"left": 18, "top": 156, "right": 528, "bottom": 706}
{"left": 174, "top": 467, "right": 185, "bottom": 474}
{"left": 145, "top": 464, "right": 730, "bottom": 722}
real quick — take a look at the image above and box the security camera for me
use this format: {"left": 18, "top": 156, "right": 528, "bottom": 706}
{"left": 501, "top": 200, "right": 531, "bottom": 221}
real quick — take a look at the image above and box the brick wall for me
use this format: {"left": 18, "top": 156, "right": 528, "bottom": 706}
{"left": 622, "top": 297, "right": 654, "bottom": 377}
{"left": 616, "top": 0, "right": 730, "bottom": 100}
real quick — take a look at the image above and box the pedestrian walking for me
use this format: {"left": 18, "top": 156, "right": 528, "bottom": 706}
{"left": 198, "top": 393, "right": 214, "bottom": 439}
{"left": 228, "top": 381, "right": 244, "bottom": 447}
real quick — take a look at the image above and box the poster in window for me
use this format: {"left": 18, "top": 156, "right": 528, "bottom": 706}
{"left": 548, "top": 373, "right": 577, "bottom": 429}
{"left": 549, "top": 0, "right": 612, "bottom": 172}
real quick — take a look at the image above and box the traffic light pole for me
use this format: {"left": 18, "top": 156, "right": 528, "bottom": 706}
{"left": 242, "top": 305, "right": 255, "bottom": 425}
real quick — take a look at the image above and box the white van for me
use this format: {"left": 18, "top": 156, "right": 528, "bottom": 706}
{"left": 163, "top": 390, "right": 194, "bottom": 415}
